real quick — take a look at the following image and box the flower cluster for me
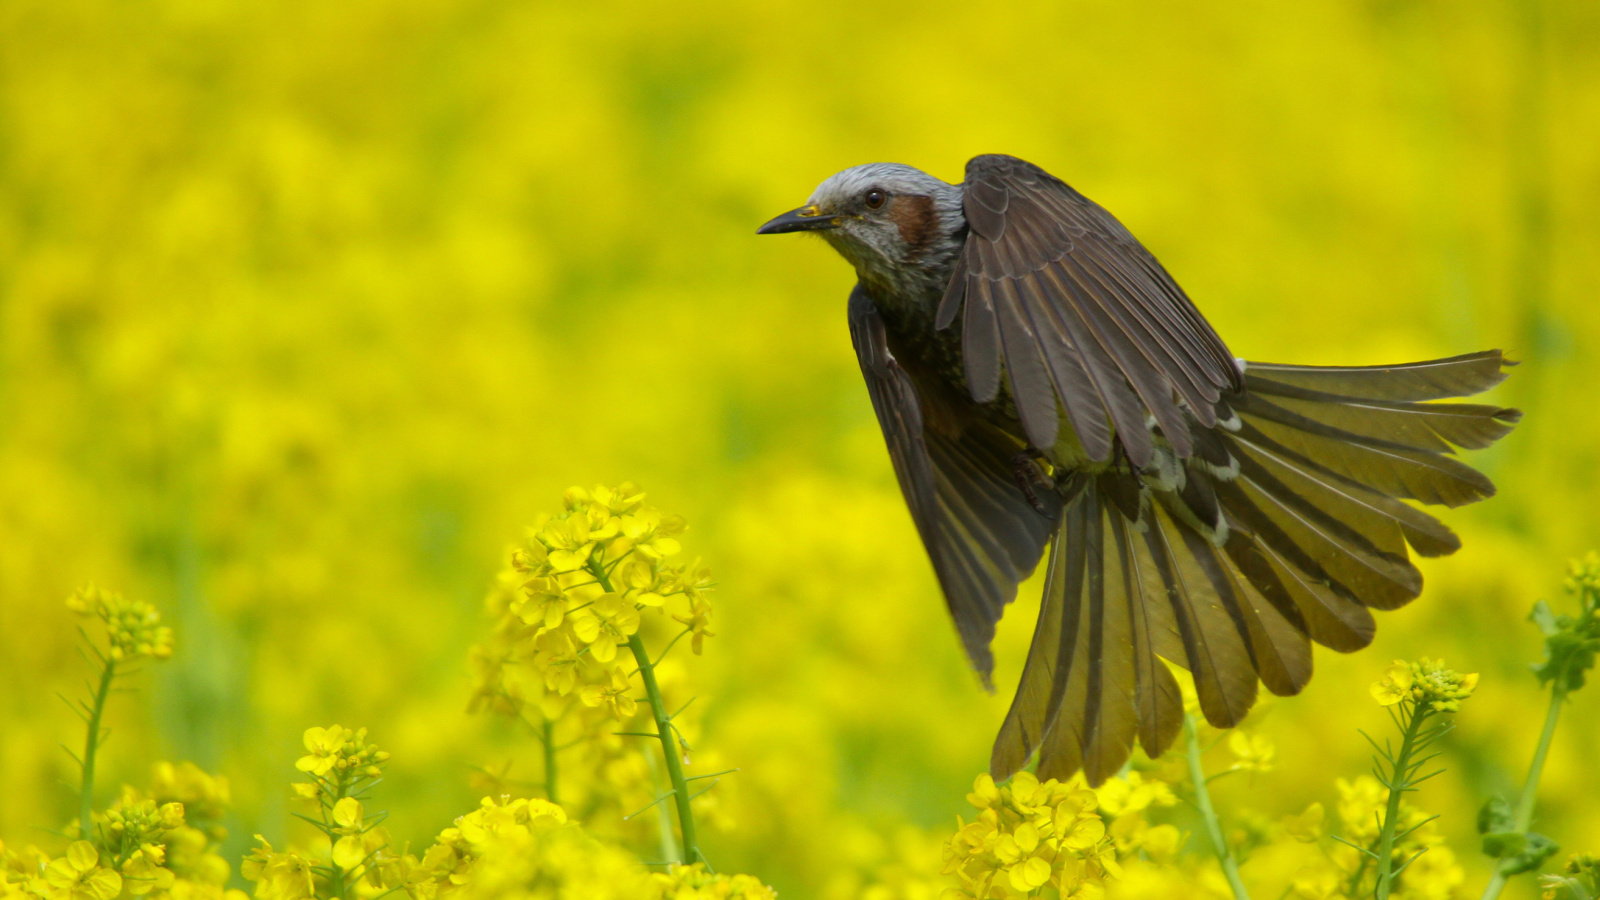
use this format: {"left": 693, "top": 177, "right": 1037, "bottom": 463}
{"left": 0, "top": 766, "right": 242, "bottom": 900}
{"left": 66, "top": 585, "right": 173, "bottom": 663}
{"left": 1285, "top": 775, "right": 1463, "bottom": 900}
{"left": 942, "top": 772, "right": 1119, "bottom": 898}
{"left": 1370, "top": 658, "right": 1479, "bottom": 712}
{"left": 650, "top": 863, "right": 776, "bottom": 899}
{"left": 1541, "top": 853, "right": 1600, "bottom": 900}
{"left": 294, "top": 726, "right": 389, "bottom": 782}
{"left": 466, "top": 485, "right": 723, "bottom": 845}
{"left": 471, "top": 484, "right": 713, "bottom": 721}
{"left": 1097, "top": 771, "right": 1181, "bottom": 862}
{"left": 243, "top": 726, "right": 394, "bottom": 900}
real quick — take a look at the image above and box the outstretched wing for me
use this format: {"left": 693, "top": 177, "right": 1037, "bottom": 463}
{"left": 940, "top": 153, "right": 1243, "bottom": 467}
{"left": 849, "top": 284, "right": 1060, "bottom": 682}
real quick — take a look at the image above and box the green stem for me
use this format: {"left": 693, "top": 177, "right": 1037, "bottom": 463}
{"left": 543, "top": 717, "right": 559, "bottom": 805}
{"left": 1375, "top": 702, "right": 1430, "bottom": 900}
{"left": 627, "top": 632, "right": 701, "bottom": 865}
{"left": 78, "top": 657, "right": 117, "bottom": 840}
{"left": 1185, "top": 714, "right": 1250, "bottom": 900}
{"left": 1479, "top": 686, "right": 1565, "bottom": 900}
{"left": 590, "top": 558, "right": 702, "bottom": 865}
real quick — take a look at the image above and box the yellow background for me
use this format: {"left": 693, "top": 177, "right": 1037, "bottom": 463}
{"left": 1, "top": 0, "right": 1596, "bottom": 895}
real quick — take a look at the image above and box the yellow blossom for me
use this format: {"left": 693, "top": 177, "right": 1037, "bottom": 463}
{"left": 67, "top": 585, "right": 174, "bottom": 662}
{"left": 44, "top": 843, "right": 122, "bottom": 900}
{"left": 578, "top": 666, "right": 639, "bottom": 720}
{"left": 1228, "top": 731, "right": 1276, "bottom": 773}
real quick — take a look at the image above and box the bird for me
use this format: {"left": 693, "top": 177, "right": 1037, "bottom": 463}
{"left": 757, "top": 154, "right": 1520, "bottom": 786}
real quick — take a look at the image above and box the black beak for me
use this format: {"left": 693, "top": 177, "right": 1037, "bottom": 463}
{"left": 756, "top": 205, "right": 841, "bottom": 235}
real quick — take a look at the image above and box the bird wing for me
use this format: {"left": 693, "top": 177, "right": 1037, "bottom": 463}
{"left": 941, "top": 153, "right": 1243, "bottom": 467}
{"left": 849, "top": 284, "right": 1060, "bottom": 683}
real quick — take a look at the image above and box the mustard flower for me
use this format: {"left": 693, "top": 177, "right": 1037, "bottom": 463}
{"left": 514, "top": 577, "right": 568, "bottom": 632}
{"left": 578, "top": 666, "right": 638, "bottom": 721}
{"left": 43, "top": 843, "right": 121, "bottom": 900}
{"left": 330, "top": 798, "right": 367, "bottom": 870}
{"left": 1541, "top": 853, "right": 1600, "bottom": 900}
{"left": 671, "top": 594, "right": 715, "bottom": 655}
{"left": 1282, "top": 802, "right": 1326, "bottom": 842}
{"left": 1370, "top": 658, "right": 1478, "bottom": 712}
{"left": 118, "top": 846, "right": 175, "bottom": 896}
{"left": 293, "top": 725, "right": 388, "bottom": 780}
{"left": 149, "top": 762, "right": 230, "bottom": 828}
{"left": 532, "top": 630, "right": 583, "bottom": 695}
{"left": 240, "top": 838, "right": 314, "bottom": 900}
{"left": 570, "top": 594, "right": 639, "bottom": 663}
{"left": 942, "top": 772, "right": 1119, "bottom": 899}
{"left": 650, "top": 863, "right": 776, "bottom": 899}
{"left": 1228, "top": 731, "right": 1276, "bottom": 773}
{"left": 67, "top": 584, "right": 173, "bottom": 662}
{"left": 1094, "top": 770, "right": 1176, "bottom": 818}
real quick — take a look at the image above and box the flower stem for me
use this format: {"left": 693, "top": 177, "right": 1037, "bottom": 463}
{"left": 78, "top": 657, "right": 117, "bottom": 840}
{"left": 589, "top": 557, "right": 703, "bottom": 865}
{"left": 627, "top": 632, "right": 702, "bottom": 865}
{"left": 1375, "top": 701, "right": 1430, "bottom": 900}
{"left": 1479, "top": 685, "right": 1565, "bottom": 900}
{"left": 543, "top": 717, "right": 559, "bottom": 805}
{"left": 1185, "top": 714, "right": 1250, "bottom": 900}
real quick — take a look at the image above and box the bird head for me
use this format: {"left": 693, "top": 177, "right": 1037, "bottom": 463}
{"left": 757, "top": 163, "right": 965, "bottom": 297}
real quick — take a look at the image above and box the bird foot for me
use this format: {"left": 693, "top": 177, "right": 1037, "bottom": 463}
{"left": 1011, "top": 451, "right": 1056, "bottom": 518}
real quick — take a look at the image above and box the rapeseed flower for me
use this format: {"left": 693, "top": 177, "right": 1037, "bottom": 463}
{"left": 67, "top": 585, "right": 173, "bottom": 663}
{"left": 42, "top": 844, "right": 121, "bottom": 900}
{"left": 1370, "top": 659, "right": 1478, "bottom": 712}
{"left": 579, "top": 666, "right": 639, "bottom": 721}
{"left": 942, "top": 772, "right": 1119, "bottom": 899}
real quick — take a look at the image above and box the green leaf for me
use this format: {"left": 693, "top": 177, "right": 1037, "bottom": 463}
{"left": 1531, "top": 600, "right": 1561, "bottom": 636}
{"left": 1478, "top": 796, "right": 1515, "bottom": 837}
{"left": 1496, "top": 831, "right": 1559, "bottom": 876}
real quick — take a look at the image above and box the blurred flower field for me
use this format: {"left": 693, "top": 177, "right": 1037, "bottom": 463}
{"left": 2, "top": 0, "right": 1599, "bottom": 897}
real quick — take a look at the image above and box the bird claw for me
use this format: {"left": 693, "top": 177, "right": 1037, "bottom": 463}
{"left": 1011, "top": 451, "right": 1056, "bottom": 518}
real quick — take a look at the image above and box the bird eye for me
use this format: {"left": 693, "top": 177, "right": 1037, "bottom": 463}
{"left": 864, "top": 189, "right": 887, "bottom": 209}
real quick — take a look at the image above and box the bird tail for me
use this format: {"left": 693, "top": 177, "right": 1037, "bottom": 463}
{"left": 991, "top": 350, "right": 1520, "bottom": 785}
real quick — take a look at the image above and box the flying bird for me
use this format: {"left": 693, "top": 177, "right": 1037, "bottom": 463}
{"left": 758, "top": 154, "right": 1519, "bottom": 785}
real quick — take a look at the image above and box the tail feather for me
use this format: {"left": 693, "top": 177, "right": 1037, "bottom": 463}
{"left": 1248, "top": 385, "right": 1520, "bottom": 453}
{"left": 1243, "top": 350, "right": 1512, "bottom": 401}
{"left": 1231, "top": 428, "right": 1460, "bottom": 558}
{"left": 1237, "top": 413, "right": 1493, "bottom": 508}
{"left": 1146, "top": 504, "right": 1258, "bottom": 728}
{"left": 1229, "top": 457, "right": 1422, "bottom": 609}
{"left": 992, "top": 351, "right": 1517, "bottom": 785}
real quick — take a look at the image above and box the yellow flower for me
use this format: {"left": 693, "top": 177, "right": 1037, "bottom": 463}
{"left": 240, "top": 837, "right": 315, "bottom": 900}
{"left": 1094, "top": 771, "right": 1175, "bottom": 817}
{"left": 540, "top": 516, "right": 593, "bottom": 573}
{"left": 44, "top": 843, "right": 122, "bottom": 900}
{"left": 1371, "top": 658, "right": 1478, "bottom": 711}
{"left": 966, "top": 774, "right": 1001, "bottom": 811}
{"left": 331, "top": 797, "right": 367, "bottom": 869}
{"left": 1371, "top": 660, "right": 1414, "bottom": 706}
{"left": 1282, "top": 802, "right": 1326, "bottom": 842}
{"left": 515, "top": 579, "right": 568, "bottom": 632}
{"left": 1007, "top": 856, "right": 1052, "bottom": 892}
{"left": 1228, "top": 731, "right": 1276, "bottom": 773}
{"left": 571, "top": 593, "right": 640, "bottom": 662}
{"left": 671, "top": 594, "right": 715, "bottom": 655}
{"left": 295, "top": 725, "right": 350, "bottom": 776}
{"left": 532, "top": 630, "right": 582, "bottom": 694}
{"left": 68, "top": 585, "right": 174, "bottom": 662}
{"left": 119, "top": 847, "right": 175, "bottom": 896}
{"left": 578, "top": 666, "right": 639, "bottom": 721}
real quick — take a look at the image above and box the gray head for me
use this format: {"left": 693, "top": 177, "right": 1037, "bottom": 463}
{"left": 758, "top": 163, "right": 966, "bottom": 300}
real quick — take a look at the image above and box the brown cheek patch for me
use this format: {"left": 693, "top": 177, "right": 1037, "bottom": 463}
{"left": 889, "top": 195, "right": 939, "bottom": 258}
